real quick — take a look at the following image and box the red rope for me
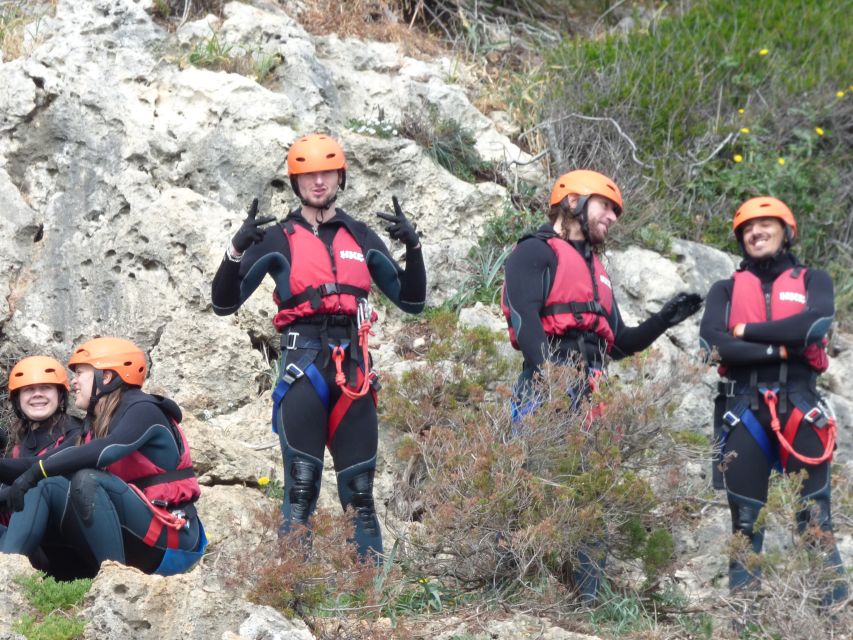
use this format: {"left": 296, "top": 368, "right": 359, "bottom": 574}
{"left": 761, "top": 389, "right": 835, "bottom": 466}
{"left": 332, "top": 317, "right": 373, "bottom": 400}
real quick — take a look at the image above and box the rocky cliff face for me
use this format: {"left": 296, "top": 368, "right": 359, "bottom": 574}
{"left": 0, "top": 1, "right": 850, "bottom": 638}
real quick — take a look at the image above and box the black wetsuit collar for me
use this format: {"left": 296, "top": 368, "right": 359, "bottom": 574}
{"left": 739, "top": 251, "right": 800, "bottom": 282}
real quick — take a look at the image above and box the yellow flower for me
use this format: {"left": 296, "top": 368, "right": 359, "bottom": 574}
{"left": 837, "top": 90, "right": 846, "bottom": 98}
{"left": 738, "top": 108, "right": 745, "bottom": 114}
{"left": 733, "top": 154, "right": 743, "bottom": 163}
{"left": 258, "top": 476, "right": 270, "bottom": 486}
{"left": 777, "top": 158, "right": 785, "bottom": 166}
{"left": 815, "top": 127, "right": 825, "bottom": 136}
{"left": 758, "top": 48, "right": 769, "bottom": 56}
{"left": 740, "top": 127, "right": 750, "bottom": 134}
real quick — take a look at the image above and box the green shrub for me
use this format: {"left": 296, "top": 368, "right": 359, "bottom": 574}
{"left": 12, "top": 573, "right": 91, "bottom": 640}
{"left": 384, "top": 312, "right": 707, "bottom": 608}
{"left": 187, "top": 32, "right": 234, "bottom": 69}
{"left": 533, "top": 0, "right": 853, "bottom": 318}
{"left": 723, "top": 471, "right": 853, "bottom": 638}
{"left": 398, "top": 105, "right": 494, "bottom": 183}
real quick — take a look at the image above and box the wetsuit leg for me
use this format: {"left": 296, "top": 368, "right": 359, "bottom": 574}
{"left": 573, "top": 542, "right": 607, "bottom": 606}
{"left": 68, "top": 469, "right": 201, "bottom": 574}
{"left": 336, "top": 458, "right": 382, "bottom": 561}
{"left": 722, "top": 417, "right": 771, "bottom": 591}
{"left": 328, "top": 388, "right": 381, "bottom": 560}
{"left": 276, "top": 373, "right": 327, "bottom": 538}
{"left": 787, "top": 419, "right": 848, "bottom": 607}
{"left": 0, "top": 478, "right": 72, "bottom": 556}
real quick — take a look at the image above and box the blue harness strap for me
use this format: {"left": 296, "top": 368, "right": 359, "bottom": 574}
{"left": 271, "top": 350, "right": 330, "bottom": 433}
{"left": 720, "top": 394, "right": 781, "bottom": 473}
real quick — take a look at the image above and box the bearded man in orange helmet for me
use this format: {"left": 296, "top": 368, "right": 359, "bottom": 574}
{"left": 501, "top": 169, "right": 702, "bottom": 602}
{"left": 212, "top": 133, "right": 426, "bottom": 561}
{"left": 700, "top": 196, "right": 847, "bottom": 608}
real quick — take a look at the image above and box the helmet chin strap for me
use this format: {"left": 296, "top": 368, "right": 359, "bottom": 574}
{"left": 87, "top": 369, "right": 123, "bottom": 415}
{"left": 569, "top": 195, "right": 594, "bottom": 255}
{"left": 311, "top": 193, "right": 338, "bottom": 223}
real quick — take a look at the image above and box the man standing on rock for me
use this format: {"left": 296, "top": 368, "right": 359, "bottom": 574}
{"left": 501, "top": 169, "right": 702, "bottom": 602}
{"left": 699, "top": 196, "right": 847, "bottom": 609}
{"left": 211, "top": 133, "right": 426, "bottom": 561}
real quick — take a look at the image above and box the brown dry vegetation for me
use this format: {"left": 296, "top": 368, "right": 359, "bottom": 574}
{"left": 296, "top": 0, "right": 445, "bottom": 58}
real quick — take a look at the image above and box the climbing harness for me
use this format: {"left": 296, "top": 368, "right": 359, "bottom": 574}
{"left": 271, "top": 303, "right": 381, "bottom": 444}
{"left": 716, "top": 379, "right": 836, "bottom": 473}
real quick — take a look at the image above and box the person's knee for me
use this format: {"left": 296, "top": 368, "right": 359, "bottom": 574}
{"left": 69, "top": 470, "right": 103, "bottom": 527}
{"left": 728, "top": 492, "right": 764, "bottom": 547}
{"left": 287, "top": 456, "right": 322, "bottom": 524}
{"left": 798, "top": 478, "right": 833, "bottom": 532}
{"left": 337, "top": 464, "right": 378, "bottom": 534}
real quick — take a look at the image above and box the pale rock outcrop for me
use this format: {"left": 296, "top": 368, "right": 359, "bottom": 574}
{"left": 0, "top": 554, "right": 38, "bottom": 633}
{"left": 80, "top": 561, "right": 313, "bottom": 640}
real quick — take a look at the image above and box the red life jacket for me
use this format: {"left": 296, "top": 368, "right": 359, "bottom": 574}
{"left": 502, "top": 236, "right": 614, "bottom": 351}
{"left": 272, "top": 222, "right": 372, "bottom": 331}
{"left": 725, "top": 267, "right": 828, "bottom": 372}
{"left": 86, "top": 417, "right": 200, "bottom": 507}
{"left": 11, "top": 434, "right": 66, "bottom": 459}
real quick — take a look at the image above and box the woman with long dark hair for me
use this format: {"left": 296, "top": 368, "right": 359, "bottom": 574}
{"left": 0, "top": 338, "right": 206, "bottom": 576}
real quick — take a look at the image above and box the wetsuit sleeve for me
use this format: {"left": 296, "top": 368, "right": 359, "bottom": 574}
{"left": 0, "top": 458, "right": 34, "bottom": 483}
{"left": 609, "top": 298, "right": 670, "bottom": 359}
{"left": 40, "top": 403, "right": 180, "bottom": 477}
{"left": 0, "top": 420, "right": 84, "bottom": 482}
{"left": 211, "top": 225, "right": 292, "bottom": 315}
{"left": 699, "top": 279, "right": 785, "bottom": 365}
{"left": 503, "top": 240, "right": 552, "bottom": 369}
{"left": 741, "top": 269, "right": 834, "bottom": 347}
{"left": 363, "top": 228, "right": 426, "bottom": 314}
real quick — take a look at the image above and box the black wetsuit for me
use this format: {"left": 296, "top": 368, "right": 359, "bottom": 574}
{"left": 211, "top": 207, "right": 426, "bottom": 558}
{"left": 502, "top": 223, "right": 673, "bottom": 603}
{"left": 699, "top": 252, "right": 846, "bottom": 601}
{"left": 503, "top": 224, "right": 670, "bottom": 380}
{"left": 0, "top": 413, "right": 84, "bottom": 578}
{"left": 0, "top": 390, "right": 203, "bottom": 576}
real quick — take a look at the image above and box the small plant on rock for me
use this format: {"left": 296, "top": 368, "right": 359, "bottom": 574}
{"left": 12, "top": 572, "right": 91, "bottom": 640}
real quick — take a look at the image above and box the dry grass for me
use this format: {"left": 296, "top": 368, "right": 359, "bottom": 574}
{"left": 296, "top": 0, "right": 445, "bottom": 58}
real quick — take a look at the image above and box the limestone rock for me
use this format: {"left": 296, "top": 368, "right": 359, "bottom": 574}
{"left": 0, "top": 554, "right": 38, "bottom": 632}
{"left": 80, "top": 561, "right": 313, "bottom": 640}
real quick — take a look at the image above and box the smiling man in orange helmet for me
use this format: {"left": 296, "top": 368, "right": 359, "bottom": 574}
{"left": 501, "top": 169, "right": 702, "bottom": 603}
{"left": 700, "top": 196, "right": 847, "bottom": 610}
{"left": 211, "top": 133, "right": 426, "bottom": 561}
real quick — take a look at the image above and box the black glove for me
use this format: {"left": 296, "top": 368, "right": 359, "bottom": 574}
{"left": 659, "top": 292, "right": 703, "bottom": 327}
{"left": 231, "top": 198, "right": 276, "bottom": 253}
{"left": 375, "top": 196, "right": 420, "bottom": 248}
{"left": 4, "top": 463, "right": 44, "bottom": 512}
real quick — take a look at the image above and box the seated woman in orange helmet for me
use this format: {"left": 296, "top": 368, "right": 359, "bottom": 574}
{"left": 0, "top": 356, "right": 84, "bottom": 577}
{"left": 0, "top": 338, "right": 206, "bottom": 576}
{"left": 700, "top": 196, "right": 847, "bottom": 608}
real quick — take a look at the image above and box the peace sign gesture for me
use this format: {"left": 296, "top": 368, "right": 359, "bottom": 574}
{"left": 231, "top": 198, "right": 276, "bottom": 253}
{"left": 375, "top": 196, "right": 420, "bottom": 249}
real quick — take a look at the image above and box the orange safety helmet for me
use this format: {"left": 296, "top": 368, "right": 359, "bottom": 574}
{"left": 67, "top": 337, "right": 147, "bottom": 387}
{"left": 550, "top": 169, "right": 623, "bottom": 215}
{"left": 732, "top": 196, "right": 797, "bottom": 240}
{"left": 8, "top": 356, "right": 70, "bottom": 392}
{"left": 287, "top": 133, "right": 347, "bottom": 195}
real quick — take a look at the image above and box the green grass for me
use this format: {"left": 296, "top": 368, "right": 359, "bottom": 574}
{"left": 12, "top": 573, "right": 92, "bottom": 640}
{"left": 524, "top": 0, "right": 853, "bottom": 318}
